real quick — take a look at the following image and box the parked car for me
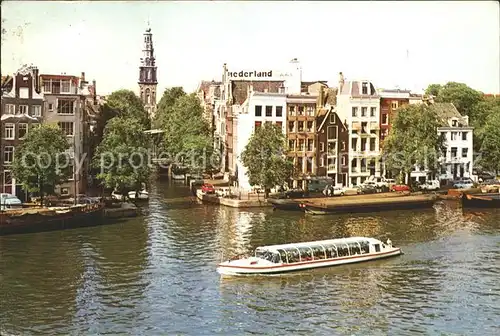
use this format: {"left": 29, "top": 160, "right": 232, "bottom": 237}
{"left": 356, "top": 184, "right": 378, "bottom": 194}
{"left": 0, "top": 193, "right": 23, "bottom": 210}
{"left": 452, "top": 178, "right": 474, "bottom": 189}
{"left": 420, "top": 180, "right": 440, "bottom": 191}
{"left": 283, "top": 189, "right": 307, "bottom": 199}
{"left": 323, "top": 185, "right": 346, "bottom": 197}
{"left": 201, "top": 183, "right": 215, "bottom": 194}
{"left": 390, "top": 184, "right": 411, "bottom": 192}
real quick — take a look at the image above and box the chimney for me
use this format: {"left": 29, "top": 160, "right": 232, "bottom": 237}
{"left": 338, "top": 72, "right": 345, "bottom": 93}
{"left": 31, "top": 66, "right": 40, "bottom": 93}
{"left": 318, "top": 87, "right": 324, "bottom": 108}
{"left": 81, "top": 72, "right": 85, "bottom": 82}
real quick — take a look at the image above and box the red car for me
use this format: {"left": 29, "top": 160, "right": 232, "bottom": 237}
{"left": 201, "top": 183, "right": 215, "bottom": 194}
{"left": 390, "top": 184, "right": 410, "bottom": 192}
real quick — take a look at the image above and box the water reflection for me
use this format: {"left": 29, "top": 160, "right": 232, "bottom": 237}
{"left": 1, "top": 182, "right": 499, "bottom": 335}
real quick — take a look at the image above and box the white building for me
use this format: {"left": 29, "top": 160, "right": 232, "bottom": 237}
{"left": 235, "top": 91, "right": 287, "bottom": 190}
{"left": 336, "top": 74, "right": 382, "bottom": 187}
{"left": 434, "top": 103, "right": 474, "bottom": 181}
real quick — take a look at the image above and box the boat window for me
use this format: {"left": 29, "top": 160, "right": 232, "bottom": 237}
{"left": 311, "top": 245, "right": 326, "bottom": 260}
{"left": 359, "top": 241, "right": 370, "bottom": 254}
{"left": 256, "top": 249, "right": 280, "bottom": 263}
{"left": 286, "top": 249, "right": 300, "bottom": 263}
{"left": 374, "top": 244, "right": 381, "bottom": 252}
{"left": 337, "top": 244, "right": 350, "bottom": 257}
{"left": 348, "top": 242, "right": 361, "bottom": 255}
{"left": 323, "top": 244, "right": 337, "bottom": 258}
{"left": 297, "top": 246, "right": 313, "bottom": 261}
{"left": 277, "top": 249, "right": 288, "bottom": 263}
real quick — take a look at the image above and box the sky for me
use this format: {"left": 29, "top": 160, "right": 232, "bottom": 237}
{"left": 2, "top": 1, "right": 499, "bottom": 96}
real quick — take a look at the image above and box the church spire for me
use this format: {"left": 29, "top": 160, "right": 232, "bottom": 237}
{"left": 138, "top": 26, "right": 158, "bottom": 120}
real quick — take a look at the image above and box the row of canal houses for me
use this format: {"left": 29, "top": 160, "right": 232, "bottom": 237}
{"left": 197, "top": 58, "right": 475, "bottom": 190}
{"left": 0, "top": 64, "right": 100, "bottom": 200}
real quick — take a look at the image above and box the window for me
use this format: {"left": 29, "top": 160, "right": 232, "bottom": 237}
{"left": 298, "top": 121, "right": 304, "bottom": 132}
{"left": 462, "top": 132, "right": 467, "bottom": 141}
{"left": 298, "top": 139, "right": 305, "bottom": 151}
{"left": 5, "top": 104, "right": 15, "bottom": 114}
{"left": 452, "top": 119, "right": 458, "bottom": 127}
{"left": 58, "top": 122, "right": 74, "bottom": 136}
{"left": 320, "top": 157, "right": 324, "bottom": 167}
{"left": 60, "top": 187, "right": 70, "bottom": 196}
{"left": 370, "top": 138, "right": 376, "bottom": 151}
{"left": 265, "top": 106, "right": 272, "bottom": 117}
{"left": 298, "top": 106, "right": 304, "bottom": 116}
{"left": 307, "top": 139, "right": 314, "bottom": 151}
{"left": 451, "top": 147, "right": 457, "bottom": 158}
{"left": 306, "top": 105, "right": 315, "bottom": 116}
{"left": 382, "top": 114, "right": 388, "bottom": 124}
{"left": 320, "top": 142, "right": 325, "bottom": 152}
{"left": 329, "top": 113, "right": 336, "bottom": 124}
{"left": 288, "top": 121, "right": 295, "bottom": 133}
{"left": 289, "top": 106, "right": 295, "bottom": 115}
{"left": 4, "top": 146, "right": 14, "bottom": 164}
{"left": 57, "top": 100, "right": 75, "bottom": 114}
{"left": 4, "top": 123, "right": 14, "bottom": 139}
{"left": 288, "top": 140, "right": 295, "bottom": 150}
{"left": 361, "top": 107, "right": 367, "bottom": 117}
{"left": 31, "top": 105, "right": 41, "bottom": 117}
{"left": 352, "top": 107, "right": 358, "bottom": 117}
{"left": 48, "top": 103, "right": 53, "bottom": 112}
{"left": 61, "top": 80, "right": 70, "bottom": 93}
{"left": 362, "top": 82, "right": 368, "bottom": 95}
{"left": 18, "top": 105, "right": 28, "bottom": 114}
{"left": 462, "top": 148, "right": 468, "bottom": 158}
{"left": 306, "top": 121, "right": 313, "bottom": 132}
{"left": 341, "top": 155, "right": 346, "bottom": 166}
{"left": 352, "top": 138, "right": 358, "bottom": 151}
{"left": 451, "top": 132, "right": 457, "bottom": 141}
{"left": 255, "top": 105, "right": 262, "bottom": 117}
{"left": 275, "top": 121, "right": 283, "bottom": 128}
{"left": 370, "top": 107, "right": 376, "bottom": 117}
{"left": 276, "top": 106, "right": 283, "bottom": 117}
{"left": 254, "top": 121, "right": 262, "bottom": 129}
{"left": 18, "top": 123, "right": 28, "bottom": 139}
{"left": 43, "top": 80, "right": 51, "bottom": 92}
{"left": 391, "top": 101, "right": 398, "bottom": 109}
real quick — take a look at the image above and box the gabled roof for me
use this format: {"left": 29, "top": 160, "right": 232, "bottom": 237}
{"left": 339, "top": 80, "right": 378, "bottom": 97}
{"left": 231, "top": 80, "right": 284, "bottom": 105}
{"left": 428, "top": 102, "right": 466, "bottom": 126}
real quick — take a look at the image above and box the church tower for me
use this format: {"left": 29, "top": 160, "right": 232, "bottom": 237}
{"left": 138, "top": 26, "right": 158, "bottom": 120}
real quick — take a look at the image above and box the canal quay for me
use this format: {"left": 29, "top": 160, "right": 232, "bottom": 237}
{"left": 1, "top": 181, "right": 499, "bottom": 335}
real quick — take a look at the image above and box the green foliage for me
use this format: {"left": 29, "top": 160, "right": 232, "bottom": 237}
{"left": 93, "top": 117, "right": 151, "bottom": 195}
{"left": 478, "top": 108, "right": 500, "bottom": 174}
{"left": 425, "top": 84, "right": 442, "bottom": 97}
{"left": 155, "top": 90, "right": 215, "bottom": 172}
{"left": 11, "top": 124, "right": 71, "bottom": 199}
{"left": 382, "top": 104, "right": 445, "bottom": 183}
{"left": 153, "top": 87, "right": 186, "bottom": 128}
{"left": 240, "top": 124, "right": 294, "bottom": 194}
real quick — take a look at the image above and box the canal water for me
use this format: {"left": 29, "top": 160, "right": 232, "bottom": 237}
{"left": 1, "top": 181, "right": 499, "bottom": 335}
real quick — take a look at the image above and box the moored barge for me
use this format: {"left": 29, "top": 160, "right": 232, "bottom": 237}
{"left": 461, "top": 193, "right": 500, "bottom": 208}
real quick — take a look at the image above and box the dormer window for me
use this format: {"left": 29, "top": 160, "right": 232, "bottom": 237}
{"left": 362, "top": 82, "right": 368, "bottom": 95}
{"left": 451, "top": 119, "right": 458, "bottom": 127}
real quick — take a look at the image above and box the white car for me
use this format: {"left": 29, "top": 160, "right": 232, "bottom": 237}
{"left": 420, "top": 180, "right": 440, "bottom": 191}
{"left": 323, "top": 186, "right": 346, "bottom": 197}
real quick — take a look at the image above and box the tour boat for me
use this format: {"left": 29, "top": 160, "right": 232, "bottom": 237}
{"left": 217, "top": 237, "right": 402, "bottom": 276}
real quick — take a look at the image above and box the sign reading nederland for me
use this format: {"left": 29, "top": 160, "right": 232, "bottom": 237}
{"left": 227, "top": 70, "right": 274, "bottom": 78}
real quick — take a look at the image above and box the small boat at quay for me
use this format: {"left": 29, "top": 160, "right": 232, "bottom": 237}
{"left": 217, "top": 237, "right": 402, "bottom": 276}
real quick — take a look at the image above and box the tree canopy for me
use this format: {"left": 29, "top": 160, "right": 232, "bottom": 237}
{"left": 155, "top": 90, "right": 215, "bottom": 172}
{"left": 11, "top": 123, "right": 71, "bottom": 203}
{"left": 382, "top": 104, "right": 445, "bottom": 183}
{"left": 92, "top": 117, "right": 151, "bottom": 195}
{"left": 478, "top": 108, "right": 500, "bottom": 174}
{"left": 240, "top": 124, "right": 293, "bottom": 195}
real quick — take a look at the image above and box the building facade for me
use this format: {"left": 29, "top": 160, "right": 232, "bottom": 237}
{"left": 138, "top": 27, "right": 158, "bottom": 120}
{"left": 40, "top": 72, "right": 94, "bottom": 197}
{"left": 378, "top": 89, "right": 410, "bottom": 144}
{"left": 336, "top": 73, "right": 382, "bottom": 187}
{"left": 235, "top": 91, "right": 287, "bottom": 190}
{"left": 0, "top": 65, "right": 44, "bottom": 200}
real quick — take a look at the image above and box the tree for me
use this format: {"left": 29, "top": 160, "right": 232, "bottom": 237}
{"left": 240, "top": 124, "right": 294, "bottom": 197}
{"left": 478, "top": 109, "right": 500, "bottom": 174}
{"left": 11, "top": 124, "right": 71, "bottom": 205}
{"left": 153, "top": 87, "right": 186, "bottom": 128}
{"left": 93, "top": 117, "right": 151, "bottom": 197}
{"left": 382, "top": 104, "right": 445, "bottom": 184}
{"left": 427, "top": 82, "right": 484, "bottom": 120}
{"left": 156, "top": 92, "right": 216, "bottom": 172}
{"left": 425, "top": 84, "right": 442, "bottom": 97}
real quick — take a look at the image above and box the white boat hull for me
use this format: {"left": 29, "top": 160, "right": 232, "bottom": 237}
{"left": 172, "top": 174, "right": 185, "bottom": 180}
{"left": 128, "top": 191, "right": 149, "bottom": 200}
{"left": 217, "top": 248, "right": 402, "bottom": 276}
